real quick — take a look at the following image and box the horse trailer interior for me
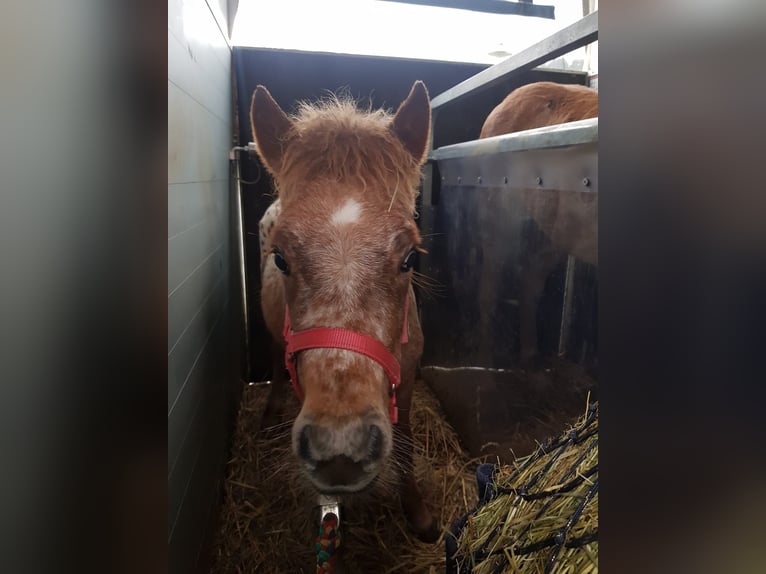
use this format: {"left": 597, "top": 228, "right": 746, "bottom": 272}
{"left": 168, "top": 1, "right": 599, "bottom": 572}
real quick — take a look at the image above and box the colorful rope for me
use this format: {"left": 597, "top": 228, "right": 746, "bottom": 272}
{"left": 316, "top": 512, "right": 341, "bottom": 573}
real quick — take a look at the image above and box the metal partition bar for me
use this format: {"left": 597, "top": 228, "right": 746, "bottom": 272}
{"left": 377, "top": 0, "right": 555, "bottom": 19}
{"left": 430, "top": 117, "right": 598, "bottom": 160}
{"left": 430, "top": 10, "right": 597, "bottom": 110}
{"left": 431, "top": 118, "right": 598, "bottom": 195}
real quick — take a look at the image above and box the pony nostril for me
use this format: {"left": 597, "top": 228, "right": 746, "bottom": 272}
{"left": 298, "top": 425, "right": 313, "bottom": 462}
{"left": 367, "top": 424, "right": 384, "bottom": 461}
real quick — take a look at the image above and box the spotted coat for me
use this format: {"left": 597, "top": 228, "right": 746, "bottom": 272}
{"left": 259, "top": 198, "right": 282, "bottom": 271}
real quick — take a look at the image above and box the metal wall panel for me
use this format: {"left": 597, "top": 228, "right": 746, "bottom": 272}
{"left": 420, "top": 121, "right": 598, "bottom": 369}
{"left": 418, "top": 121, "right": 599, "bottom": 459}
{"left": 168, "top": 82, "right": 231, "bottom": 186}
{"left": 168, "top": 25, "right": 230, "bottom": 119}
{"left": 168, "top": 263, "right": 228, "bottom": 405}
{"left": 167, "top": 199, "right": 226, "bottom": 298}
{"left": 167, "top": 0, "right": 239, "bottom": 572}
{"left": 168, "top": 180, "right": 220, "bottom": 243}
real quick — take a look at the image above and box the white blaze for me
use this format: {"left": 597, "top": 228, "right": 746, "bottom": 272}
{"left": 331, "top": 198, "right": 362, "bottom": 226}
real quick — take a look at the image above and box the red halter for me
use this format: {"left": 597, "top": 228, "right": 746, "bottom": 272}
{"left": 282, "top": 295, "right": 410, "bottom": 424}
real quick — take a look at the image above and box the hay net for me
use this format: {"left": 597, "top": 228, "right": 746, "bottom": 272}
{"left": 449, "top": 401, "right": 598, "bottom": 574}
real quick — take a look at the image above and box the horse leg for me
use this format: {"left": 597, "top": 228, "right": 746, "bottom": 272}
{"left": 395, "top": 365, "right": 440, "bottom": 543}
{"left": 260, "top": 341, "right": 290, "bottom": 431}
{"left": 519, "top": 242, "right": 564, "bottom": 369}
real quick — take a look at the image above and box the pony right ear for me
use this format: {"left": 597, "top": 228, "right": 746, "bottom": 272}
{"left": 250, "top": 85, "right": 294, "bottom": 175}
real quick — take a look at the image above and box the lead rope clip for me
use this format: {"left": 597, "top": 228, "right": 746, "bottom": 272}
{"left": 316, "top": 496, "right": 341, "bottom": 573}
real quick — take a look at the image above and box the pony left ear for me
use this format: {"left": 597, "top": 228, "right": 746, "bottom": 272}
{"left": 391, "top": 81, "right": 431, "bottom": 165}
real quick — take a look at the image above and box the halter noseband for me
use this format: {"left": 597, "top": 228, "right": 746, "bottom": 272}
{"left": 282, "top": 295, "right": 409, "bottom": 424}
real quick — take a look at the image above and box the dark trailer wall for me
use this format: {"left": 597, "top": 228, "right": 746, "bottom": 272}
{"left": 232, "top": 47, "right": 587, "bottom": 382}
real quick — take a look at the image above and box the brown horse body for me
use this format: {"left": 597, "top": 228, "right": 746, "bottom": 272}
{"left": 251, "top": 82, "right": 437, "bottom": 540}
{"left": 480, "top": 82, "right": 598, "bottom": 365}
{"left": 480, "top": 81, "right": 598, "bottom": 138}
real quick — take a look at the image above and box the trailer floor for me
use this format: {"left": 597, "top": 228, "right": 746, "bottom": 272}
{"left": 208, "top": 375, "right": 590, "bottom": 573}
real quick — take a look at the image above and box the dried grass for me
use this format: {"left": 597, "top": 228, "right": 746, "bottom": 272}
{"left": 452, "top": 403, "right": 598, "bottom": 574}
{"left": 209, "top": 380, "right": 485, "bottom": 573}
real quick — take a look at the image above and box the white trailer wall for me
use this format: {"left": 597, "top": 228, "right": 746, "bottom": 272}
{"left": 168, "top": 1, "right": 240, "bottom": 571}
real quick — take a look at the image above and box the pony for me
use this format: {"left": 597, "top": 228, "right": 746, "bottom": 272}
{"left": 250, "top": 81, "right": 438, "bottom": 541}
{"left": 480, "top": 81, "right": 598, "bottom": 367}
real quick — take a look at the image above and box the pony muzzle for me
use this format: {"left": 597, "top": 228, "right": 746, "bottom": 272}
{"left": 293, "top": 412, "right": 392, "bottom": 493}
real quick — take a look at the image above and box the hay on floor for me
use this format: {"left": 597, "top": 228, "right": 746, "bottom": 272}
{"left": 452, "top": 401, "right": 598, "bottom": 574}
{"left": 209, "top": 380, "right": 484, "bottom": 574}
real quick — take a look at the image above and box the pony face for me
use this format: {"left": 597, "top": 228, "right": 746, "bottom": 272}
{"left": 252, "top": 82, "right": 430, "bottom": 493}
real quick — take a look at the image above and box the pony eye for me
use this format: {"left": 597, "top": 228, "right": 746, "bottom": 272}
{"left": 273, "top": 249, "right": 290, "bottom": 275}
{"left": 400, "top": 250, "right": 417, "bottom": 273}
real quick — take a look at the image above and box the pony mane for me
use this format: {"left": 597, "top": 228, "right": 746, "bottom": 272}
{"left": 276, "top": 94, "right": 423, "bottom": 214}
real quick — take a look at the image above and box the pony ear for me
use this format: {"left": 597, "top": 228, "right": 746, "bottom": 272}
{"left": 391, "top": 81, "right": 431, "bottom": 165}
{"left": 250, "top": 85, "right": 294, "bottom": 175}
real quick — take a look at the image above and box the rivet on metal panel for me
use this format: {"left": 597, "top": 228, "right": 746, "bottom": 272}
{"left": 536, "top": 176, "right": 543, "bottom": 186}
{"left": 477, "top": 176, "right": 482, "bottom": 184}
{"left": 503, "top": 176, "right": 508, "bottom": 184}
{"left": 457, "top": 176, "right": 462, "bottom": 184}
{"left": 582, "top": 177, "right": 591, "bottom": 187}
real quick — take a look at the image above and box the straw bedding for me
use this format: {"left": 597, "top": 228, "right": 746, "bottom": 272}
{"left": 209, "top": 380, "right": 484, "bottom": 573}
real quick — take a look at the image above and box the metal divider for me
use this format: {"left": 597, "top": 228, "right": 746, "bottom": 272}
{"left": 417, "top": 12, "right": 599, "bottom": 460}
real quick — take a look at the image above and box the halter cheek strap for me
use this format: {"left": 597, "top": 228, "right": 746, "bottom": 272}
{"left": 282, "top": 295, "right": 410, "bottom": 424}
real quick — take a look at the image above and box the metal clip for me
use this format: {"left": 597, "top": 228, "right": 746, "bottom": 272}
{"left": 317, "top": 494, "right": 341, "bottom": 526}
